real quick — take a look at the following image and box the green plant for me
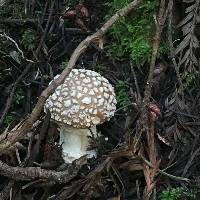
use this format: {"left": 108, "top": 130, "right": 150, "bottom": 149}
{"left": 183, "top": 72, "right": 198, "bottom": 87}
{"left": 21, "top": 30, "right": 36, "bottom": 50}
{"left": 95, "top": 64, "right": 107, "bottom": 74}
{"left": 59, "top": 59, "right": 69, "bottom": 70}
{"left": 181, "top": 66, "right": 200, "bottom": 91}
{"left": 3, "top": 114, "right": 15, "bottom": 126}
{"left": 174, "top": 0, "right": 200, "bottom": 70}
{"left": 104, "top": 0, "right": 168, "bottom": 64}
{"left": 159, "top": 187, "right": 198, "bottom": 200}
{"left": 116, "top": 80, "right": 131, "bottom": 109}
{"left": 15, "top": 88, "right": 25, "bottom": 105}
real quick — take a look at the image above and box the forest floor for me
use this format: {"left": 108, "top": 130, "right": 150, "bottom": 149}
{"left": 0, "top": 0, "right": 200, "bottom": 200}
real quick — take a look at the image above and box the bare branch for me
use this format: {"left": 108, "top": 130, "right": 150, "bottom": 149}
{"left": 0, "top": 158, "right": 85, "bottom": 183}
{"left": 0, "top": 33, "right": 34, "bottom": 63}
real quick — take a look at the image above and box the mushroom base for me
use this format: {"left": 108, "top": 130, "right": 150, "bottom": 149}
{"left": 59, "top": 126, "right": 97, "bottom": 163}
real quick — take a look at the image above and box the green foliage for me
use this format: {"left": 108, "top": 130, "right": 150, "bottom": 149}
{"left": 21, "top": 30, "right": 36, "bottom": 50}
{"left": 104, "top": 0, "right": 168, "bottom": 64}
{"left": 15, "top": 88, "right": 25, "bottom": 105}
{"left": 95, "top": 64, "right": 107, "bottom": 74}
{"left": 159, "top": 187, "right": 199, "bottom": 200}
{"left": 182, "top": 66, "right": 200, "bottom": 91}
{"left": 116, "top": 80, "right": 131, "bottom": 109}
{"left": 59, "top": 59, "right": 69, "bottom": 70}
{"left": 3, "top": 115, "right": 15, "bottom": 126}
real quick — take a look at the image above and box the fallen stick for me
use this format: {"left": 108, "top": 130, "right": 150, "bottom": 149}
{"left": 0, "top": 158, "right": 84, "bottom": 183}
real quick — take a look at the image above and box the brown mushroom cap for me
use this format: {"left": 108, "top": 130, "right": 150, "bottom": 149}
{"left": 44, "top": 69, "right": 117, "bottom": 128}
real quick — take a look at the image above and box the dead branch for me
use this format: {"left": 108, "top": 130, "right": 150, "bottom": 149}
{"left": 144, "top": 0, "right": 169, "bottom": 197}
{"left": 0, "top": 0, "right": 141, "bottom": 154}
{"left": 53, "top": 157, "right": 113, "bottom": 199}
{"left": 0, "top": 158, "right": 85, "bottom": 183}
{"left": 53, "top": 146, "right": 190, "bottom": 199}
{"left": 140, "top": 155, "right": 190, "bottom": 182}
{"left": 133, "top": 0, "right": 169, "bottom": 149}
{"left": 132, "top": 0, "right": 170, "bottom": 198}
{"left": 143, "top": 0, "right": 169, "bottom": 113}
{"left": 135, "top": 0, "right": 169, "bottom": 140}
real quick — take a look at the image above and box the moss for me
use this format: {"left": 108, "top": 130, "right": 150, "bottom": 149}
{"left": 104, "top": 0, "right": 168, "bottom": 64}
{"left": 116, "top": 80, "right": 131, "bottom": 109}
{"left": 21, "top": 29, "right": 36, "bottom": 50}
{"left": 159, "top": 187, "right": 200, "bottom": 200}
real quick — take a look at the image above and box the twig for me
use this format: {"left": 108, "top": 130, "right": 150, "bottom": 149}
{"left": 136, "top": 0, "right": 169, "bottom": 198}
{"left": 53, "top": 157, "right": 112, "bottom": 199}
{"left": 140, "top": 155, "right": 190, "bottom": 182}
{"left": 0, "top": 0, "right": 141, "bottom": 154}
{"left": 35, "top": 1, "right": 54, "bottom": 56}
{"left": 143, "top": 0, "right": 169, "bottom": 105}
{"left": 133, "top": 0, "right": 169, "bottom": 149}
{"left": 0, "top": 33, "right": 34, "bottom": 63}
{"left": 130, "top": 62, "right": 142, "bottom": 102}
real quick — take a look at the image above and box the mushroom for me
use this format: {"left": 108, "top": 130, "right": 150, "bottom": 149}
{"left": 44, "top": 69, "right": 117, "bottom": 163}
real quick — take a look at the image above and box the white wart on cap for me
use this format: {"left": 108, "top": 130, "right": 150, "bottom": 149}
{"left": 45, "top": 69, "right": 117, "bottom": 128}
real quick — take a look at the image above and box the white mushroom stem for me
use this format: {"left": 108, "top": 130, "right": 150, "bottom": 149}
{"left": 59, "top": 125, "right": 97, "bottom": 163}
